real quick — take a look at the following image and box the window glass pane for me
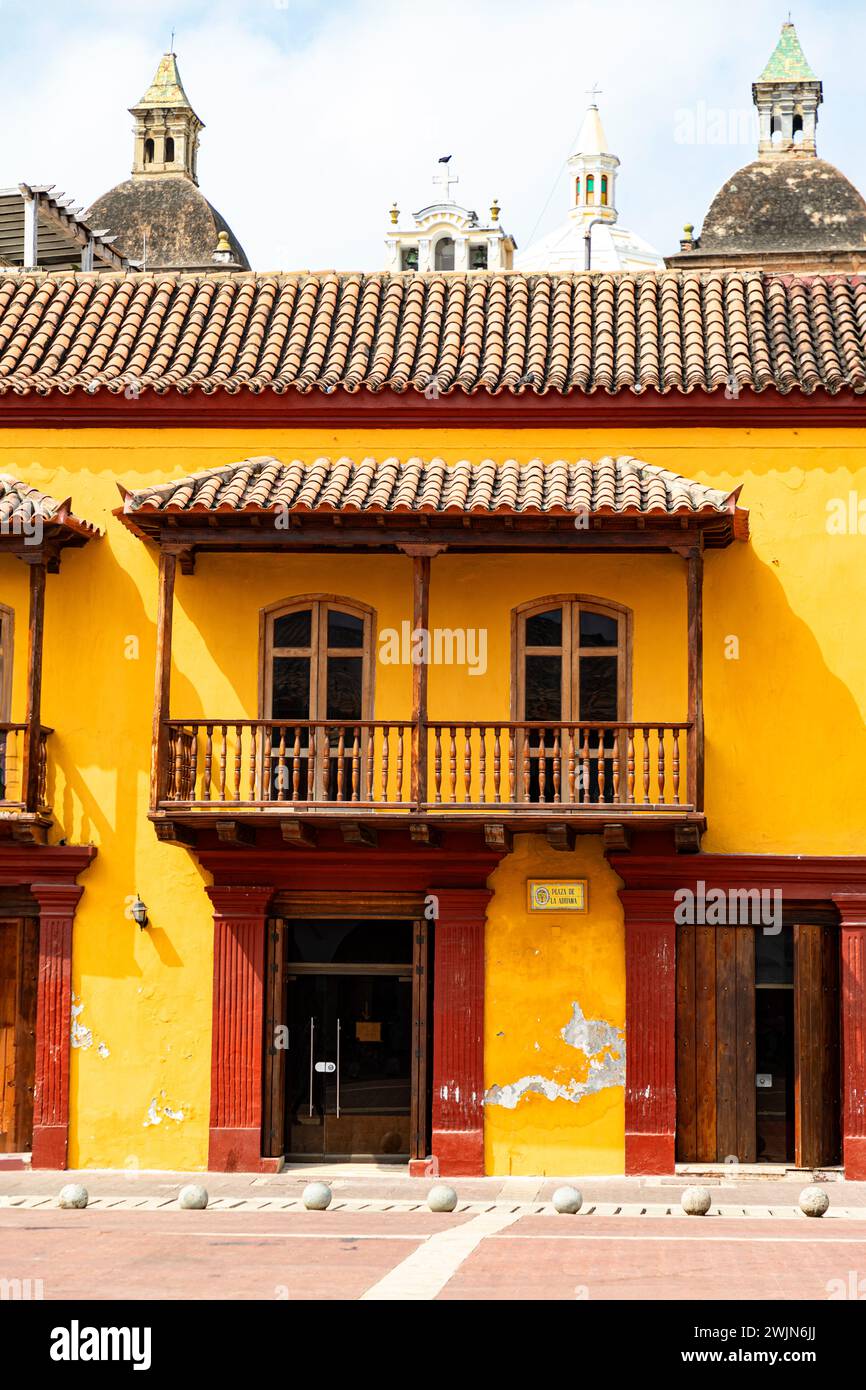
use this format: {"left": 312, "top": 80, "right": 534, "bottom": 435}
{"left": 327, "top": 656, "right": 363, "bottom": 721}
{"left": 755, "top": 925, "right": 794, "bottom": 985}
{"left": 579, "top": 655, "right": 618, "bottom": 721}
{"left": 273, "top": 609, "right": 312, "bottom": 648}
{"left": 272, "top": 656, "right": 310, "bottom": 720}
{"left": 524, "top": 654, "right": 562, "bottom": 721}
{"left": 286, "top": 921, "right": 413, "bottom": 965}
{"left": 525, "top": 608, "right": 562, "bottom": 647}
{"left": 328, "top": 610, "right": 365, "bottom": 649}
{"left": 580, "top": 609, "right": 618, "bottom": 648}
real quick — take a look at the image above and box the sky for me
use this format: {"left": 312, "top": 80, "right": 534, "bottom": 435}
{"left": 1, "top": 0, "right": 865, "bottom": 271}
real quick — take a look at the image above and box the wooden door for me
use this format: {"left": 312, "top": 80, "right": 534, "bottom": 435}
{"left": 794, "top": 923, "right": 841, "bottom": 1167}
{"left": 676, "top": 924, "right": 756, "bottom": 1163}
{"left": 0, "top": 918, "right": 38, "bottom": 1154}
{"left": 410, "top": 918, "right": 430, "bottom": 1161}
{"left": 262, "top": 918, "right": 287, "bottom": 1159}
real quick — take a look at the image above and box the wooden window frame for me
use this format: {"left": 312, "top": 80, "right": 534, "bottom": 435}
{"left": 0, "top": 603, "right": 13, "bottom": 721}
{"left": 511, "top": 594, "right": 632, "bottom": 724}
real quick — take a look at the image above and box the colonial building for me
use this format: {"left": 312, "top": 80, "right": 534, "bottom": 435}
{"left": 517, "top": 101, "right": 664, "bottom": 273}
{"left": 385, "top": 161, "right": 515, "bottom": 272}
{"left": 85, "top": 51, "right": 249, "bottom": 272}
{"left": 2, "top": 28, "right": 866, "bottom": 1185}
{"left": 668, "top": 21, "right": 866, "bottom": 271}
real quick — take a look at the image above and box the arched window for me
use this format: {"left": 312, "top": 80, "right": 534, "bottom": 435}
{"left": 600, "top": 175, "right": 608, "bottom": 206}
{"left": 586, "top": 174, "right": 595, "bottom": 206}
{"left": 260, "top": 596, "right": 374, "bottom": 800}
{"left": 513, "top": 596, "right": 631, "bottom": 803}
{"left": 434, "top": 236, "right": 455, "bottom": 271}
{"left": 0, "top": 603, "right": 13, "bottom": 799}
{"left": 575, "top": 177, "right": 581, "bottom": 203}
{"left": 165, "top": 135, "right": 175, "bottom": 162}
{"left": 144, "top": 138, "right": 154, "bottom": 164}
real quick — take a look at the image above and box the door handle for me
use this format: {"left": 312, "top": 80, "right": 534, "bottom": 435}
{"left": 308, "top": 1016, "right": 315, "bottom": 1117}
{"left": 336, "top": 1017, "right": 341, "bottom": 1119}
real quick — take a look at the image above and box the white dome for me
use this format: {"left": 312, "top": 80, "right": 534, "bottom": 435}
{"left": 516, "top": 218, "right": 664, "bottom": 273}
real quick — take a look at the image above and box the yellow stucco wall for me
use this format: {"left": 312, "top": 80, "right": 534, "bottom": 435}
{"left": 0, "top": 425, "right": 864, "bottom": 1173}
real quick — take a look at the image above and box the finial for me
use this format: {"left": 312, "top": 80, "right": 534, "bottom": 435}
{"left": 390, "top": 202, "right": 400, "bottom": 225}
{"left": 170, "top": 28, "right": 175, "bottom": 53}
{"left": 586, "top": 82, "right": 603, "bottom": 104}
{"left": 212, "top": 230, "right": 233, "bottom": 264}
{"left": 490, "top": 198, "right": 501, "bottom": 222}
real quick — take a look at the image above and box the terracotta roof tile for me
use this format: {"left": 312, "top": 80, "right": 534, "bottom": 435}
{"left": 2, "top": 269, "right": 865, "bottom": 399}
{"left": 0, "top": 473, "right": 100, "bottom": 539}
{"left": 119, "top": 454, "right": 739, "bottom": 520}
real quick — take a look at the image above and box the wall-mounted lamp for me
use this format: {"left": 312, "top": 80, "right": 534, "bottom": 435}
{"left": 131, "top": 894, "right": 149, "bottom": 930}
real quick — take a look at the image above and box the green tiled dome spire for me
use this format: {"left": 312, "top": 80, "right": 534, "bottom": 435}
{"left": 758, "top": 21, "right": 817, "bottom": 82}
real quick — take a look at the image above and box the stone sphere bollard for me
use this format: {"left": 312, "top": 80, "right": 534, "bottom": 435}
{"left": 427, "top": 1184, "right": 458, "bottom": 1212}
{"left": 178, "top": 1184, "right": 209, "bottom": 1210}
{"left": 799, "top": 1185, "right": 829, "bottom": 1218}
{"left": 302, "top": 1182, "right": 333, "bottom": 1211}
{"left": 681, "top": 1186, "right": 712, "bottom": 1216}
{"left": 58, "top": 1183, "right": 88, "bottom": 1209}
{"left": 552, "top": 1185, "right": 583, "bottom": 1214}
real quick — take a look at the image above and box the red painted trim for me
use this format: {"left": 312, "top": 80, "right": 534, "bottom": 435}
{"left": 4, "top": 383, "right": 866, "bottom": 429}
{"left": 429, "top": 887, "right": 491, "bottom": 1177}
{"left": 835, "top": 899, "right": 866, "bottom": 1179}
{"left": 622, "top": 915, "right": 677, "bottom": 1176}
{"left": 0, "top": 848, "right": 95, "bottom": 1170}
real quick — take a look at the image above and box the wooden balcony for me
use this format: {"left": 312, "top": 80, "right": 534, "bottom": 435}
{"left": 0, "top": 723, "right": 52, "bottom": 840}
{"left": 153, "top": 717, "right": 703, "bottom": 849}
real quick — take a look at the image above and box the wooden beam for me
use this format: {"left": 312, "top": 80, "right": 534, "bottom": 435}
{"left": 215, "top": 821, "right": 256, "bottom": 846}
{"left": 410, "top": 822, "right": 440, "bottom": 847}
{"left": 149, "top": 551, "right": 176, "bottom": 812}
{"left": 603, "top": 824, "right": 631, "bottom": 853}
{"left": 686, "top": 545, "right": 704, "bottom": 813}
{"left": 153, "top": 820, "right": 197, "bottom": 847}
{"left": 21, "top": 560, "right": 47, "bottom": 813}
{"left": 410, "top": 553, "right": 430, "bottom": 808}
{"left": 674, "top": 824, "right": 702, "bottom": 854}
{"left": 341, "top": 822, "right": 378, "bottom": 847}
{"left": 483, "top": 823, "right": 512, "bottom": 852}
{"left": 280, "top": 820, "right": 317, "bottom": 848}
{"left": 547, "top": 824, "right": 576, "bottom": 852}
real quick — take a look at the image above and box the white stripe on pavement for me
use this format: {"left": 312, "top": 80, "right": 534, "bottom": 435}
{"left": 359, "top": 1207, "right": 524, "bottom": 1301}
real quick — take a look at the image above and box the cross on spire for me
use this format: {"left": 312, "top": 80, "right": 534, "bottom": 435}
{"left": 433, "top": 161, "right": 459, "bottom": 202}
{"left": 586, "top": 82, "right": 603, "bottom": 102}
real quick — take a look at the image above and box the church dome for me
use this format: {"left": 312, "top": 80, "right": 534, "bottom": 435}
{"left": 86, "top": 177, "right": 248, "bottom": 271}
{"left": 698, "top": 158, "right": 866, "bottom": 256}
{"left": 85, "top": 51, "right": 249, "bottom": 272}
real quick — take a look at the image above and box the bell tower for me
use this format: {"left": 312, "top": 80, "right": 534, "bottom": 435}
{"left": 753, "top": 21, "right": 822, "bottom": 158}
{"left": 567, "top": 97, "right": 619, "bottom": 229}
{"left": 130, "top": 51, "right": 203, "bottom": 183}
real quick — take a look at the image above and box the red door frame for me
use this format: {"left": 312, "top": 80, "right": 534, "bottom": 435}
{"left": 611, "top": 846, "right": 866, "bottom": 1179}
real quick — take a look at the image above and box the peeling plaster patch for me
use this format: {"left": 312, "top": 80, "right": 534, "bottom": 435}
{"left": 70, "top": 995, "right": 93, "bottom": 1051}
{"left": 97, "top": 1042, "right": 110, "bottom": 1059}
{"left": 144, "top": 1096, "right": 187, "bottom": 1127}
{"left": 484, "top": 1001, "right": 625, "bottom": 1110}
{"left": 144, "top": 1099, "right": 161, "bottom": 1127}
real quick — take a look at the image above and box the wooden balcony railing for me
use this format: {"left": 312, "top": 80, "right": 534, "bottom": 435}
{"left": 158, "top": 719, "right": 695, "bottom": 814}
{"left": 0, "top": 723, "right": 51, "bottom": 811}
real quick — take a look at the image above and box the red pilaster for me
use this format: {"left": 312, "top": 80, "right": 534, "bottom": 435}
{"left": 206, "top": 885, "right": 274, "bottom": 1172}
{"left": 833, "top": 895, "right": 866, "bottom": 1181}
{"left": 29, "top": 882, "right": 83, "bottom": 1169}
{"left": 428, "top": 887, "right": 491, "bottom": 1177}
{"left": 620, "top": 889, "right": 677, "bottom": 1175}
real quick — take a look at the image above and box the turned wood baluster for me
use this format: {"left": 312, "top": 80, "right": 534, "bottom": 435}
{"left": 464, "top": 726, "right": 473, "bottom": 804}
{"left": 597, "top": 728, "right": 605, "bottom": 802}
{"left": 233, "top": 725, "right": 244, "bottom": 801}
{"left": 292, "top": 727, "right": 301, "bottom": 802}
{"left": 263, "top": 725, "right": 272, "bottom": 802}
{"left": 627, "top": 728, "right": 635, "bottom": 804}
{"left": 171, "top": 729, "right": 182, "bottom": 799}
{"left": 657, "top": 728, "right": 666, "bottom": 804}
{"left": 612, "top": 730, "right": 620, "bottom": 803}
{"left": 219, "top": 725, "right": 228, "bottom": 801}
{"left": 493, "top": 727, "right": 501, "bottom": 803}
{"left": 434, "top": 728, "right": 443, "bottom": 803}
{"left": 277, "top": 726, "right": 287, "bottom": 802}
{"left": 581, "top": 727, "right": 591, "bottom": 804}
{"left": 522, "top": 729, "right": 531, "bottom": 802}
{"left": 366, "top": 727, "right": 375, "bottom": 802}
{"left": 553, "top": 729, "right": 561, "bottom": 803}
{"left": 336, "top": 726, "right": 346, "bottom": 802}
{"left": 478, "top": 727, "right": 487, "bottom": 803}
{"left": 538, "top": 727, "right": 547, "bottom": 803}
{"left": 308, "top": 725, "right": 318, "bottom": 803}
{"left": 395, "top": 726, "right": 404, "bottom": 802}
{"left": 642, "top": 726, "right": 651, "bottom": 804}
{"left": 351, "top": 727, "right": 360, "bottom": 802}
{"left": 672, "top": 727, "right": 681, "bottom": 804}
{"left": 204, "top": 724, "right": 214, "bottom": 801}
{"left": 567, "top": 727, "right": 576, "bottom": 804}
{"left": 381, "top": 726, "right": 390, "bottom": 803}
{"left": 189, "top": 731, "right": 198, "bottom": 801}
{"left": 449, "top": 726, "right": 457, "bottom": 803}
{"left": 247, "top": 725, "right": 257, "bottom": 802}
{"left": 322, "top": 729, "right": 331, "bottom": 802}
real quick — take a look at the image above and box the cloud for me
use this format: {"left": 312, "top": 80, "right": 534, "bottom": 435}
{"left": 1, "top": 0, "right": 865, "bottom": 270}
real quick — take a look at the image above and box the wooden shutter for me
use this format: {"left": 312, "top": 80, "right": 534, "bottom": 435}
{"left": 794, "top": 923, "right": 841, "bottom": 1168}
{"left": 410, "top": 918, "right": 430, "bottom": 1160}
{"left": 0, "top": 919, "right": 38, "bottom": 1154}
{"left": 262, "top": 918, "right": 287, "bottom": 1159}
